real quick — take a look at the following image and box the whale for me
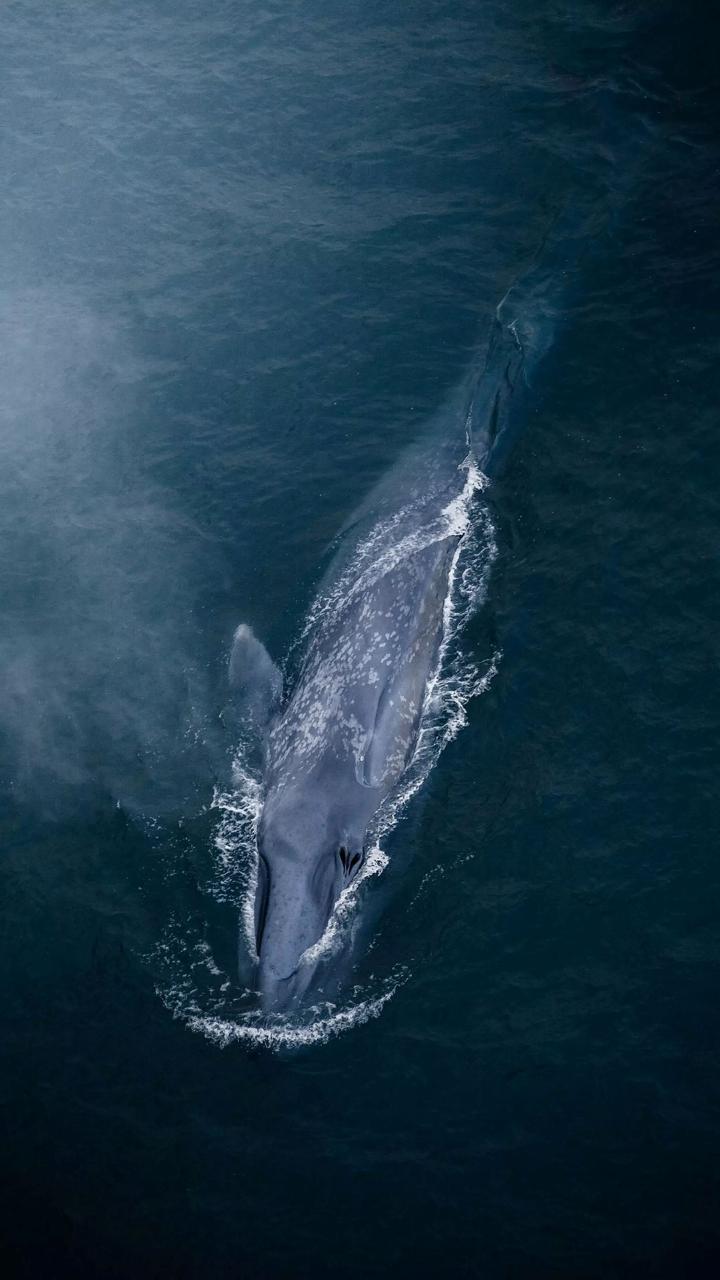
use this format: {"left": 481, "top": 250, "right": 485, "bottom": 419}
{"left": 227, "top": 294, "right": 539, "bottom": 1014}
{"left": 234, "top": 527, "right": 469, "bottom": 1011}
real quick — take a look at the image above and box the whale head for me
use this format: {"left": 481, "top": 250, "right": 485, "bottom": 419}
{"left": 253, "top": 803, "right": 366, "bottom": 1015}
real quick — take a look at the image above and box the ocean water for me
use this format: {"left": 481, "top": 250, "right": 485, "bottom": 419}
{"left": 1, "top": 1, "right": 718, "bottom": 1275}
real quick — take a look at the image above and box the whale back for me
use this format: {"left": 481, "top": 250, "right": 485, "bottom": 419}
{"left": 264, "top": 445, "right": 472, "bottom": 824}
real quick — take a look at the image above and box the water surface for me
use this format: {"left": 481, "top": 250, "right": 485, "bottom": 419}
{"left": 1, "top": 1, "right": 718, "bottom": 1275}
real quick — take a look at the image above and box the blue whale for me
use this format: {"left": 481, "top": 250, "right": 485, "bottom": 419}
{"left": 231, "top": 298, "right": 537, "bottom": 1014}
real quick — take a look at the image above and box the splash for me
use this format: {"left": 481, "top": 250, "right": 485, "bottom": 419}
{"left": 211, "top": 756, "right": 263, "bottom": 952}
{"left": 152, "top": 910, "right": 408, "bottom": 1049}
{"left": 185, "top": 978, "right": 405, "bottom": 1050}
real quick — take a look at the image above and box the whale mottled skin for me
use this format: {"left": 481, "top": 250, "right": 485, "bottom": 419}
{"left": 263, "top": 535, "right": 462, "bottom": 1005}
{"left": 232, "top": 301, "right": 532, "bottom": 1014}
{"left": 232, "top": 444, "right": 482, "bottom": 1012}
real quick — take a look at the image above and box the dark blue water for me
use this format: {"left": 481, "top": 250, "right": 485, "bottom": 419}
{"left": 1, "top": 1, "right": 718, "bottom": 1275}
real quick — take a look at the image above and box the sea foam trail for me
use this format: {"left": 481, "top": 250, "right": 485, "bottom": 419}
{"left": 153, "top": 458, "right": 499, "bottom": 1050}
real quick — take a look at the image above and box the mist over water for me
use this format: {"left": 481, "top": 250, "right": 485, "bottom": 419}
{"left": 1, "top": 1, "right": 719, "bottom": 1276}
{"left": 0, "top": 288, "right": 223, "bottom": 815}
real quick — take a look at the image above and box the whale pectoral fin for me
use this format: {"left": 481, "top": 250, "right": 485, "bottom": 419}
{"left": 228, "top": 624, "right": 283, "bottom": 731}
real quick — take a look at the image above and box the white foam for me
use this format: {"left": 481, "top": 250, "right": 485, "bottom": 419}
{"left": 151, "top": 911, "right": 408, "bottom": 1050}
{"left": 184, "top": 981, "right": 403, "bottom": 1050}
{"left": 297, "top": 842, "right": 390, "bottom": 969}
{"left": 211, "top": 756, "right": 263, "bottom": 958}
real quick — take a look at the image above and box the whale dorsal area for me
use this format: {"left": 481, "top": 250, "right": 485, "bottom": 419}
{"left": 360, "top": 533, "right": 459, "bottom": 790}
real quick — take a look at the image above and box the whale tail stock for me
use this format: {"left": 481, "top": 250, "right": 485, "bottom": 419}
{"left": 467, "top": 83, "right": 651, "bottom": 477}
{"left": 465, "top": 183, "right": 603, "bottom": 478}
